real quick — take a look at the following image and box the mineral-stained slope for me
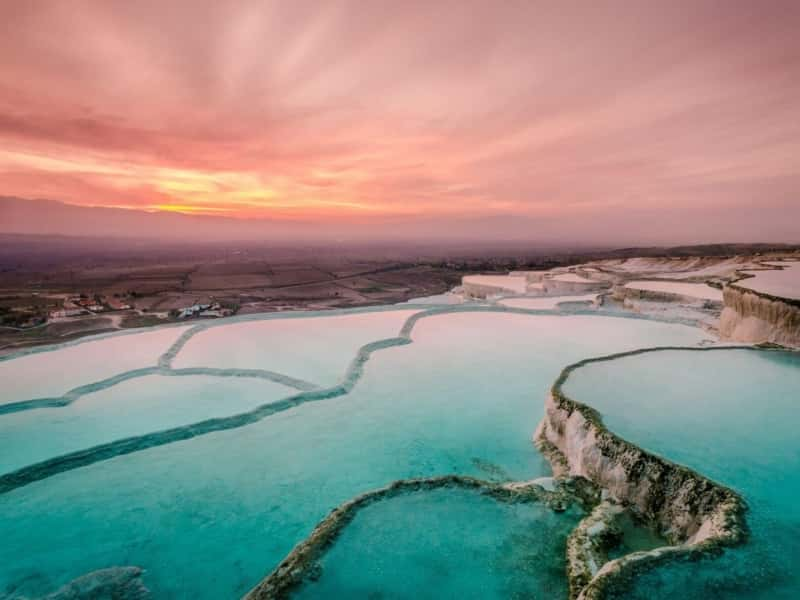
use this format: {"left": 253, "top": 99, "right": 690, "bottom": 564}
{"left": 535, "top": 348, "right": 748, "bottom": 599}
{"left": 720, "top": 285, "right": 800, "bottom": 347}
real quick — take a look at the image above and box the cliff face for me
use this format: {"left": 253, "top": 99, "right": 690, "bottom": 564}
{"left": 462, "top": 281, "right": 508, "bottom": 298}
{"left": 543, "top": 280, "right": 608, "bottom": 295}
{"left": 720, "top": 286, "right": 800, "bottom": 347}
{"left": 535, "top": 380, "right": 746, "bottom": 599}
{"left": 611, "top": 285, "right": 721, "bottom": 307}
{"left": 536, "top": 394, "right": 740, "bottom": 545}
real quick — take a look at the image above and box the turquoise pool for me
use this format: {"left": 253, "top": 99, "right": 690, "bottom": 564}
{"left": 293, "top": 487, "right": 582, "bottom": 599}
{"left": 564, "top": 348, "right": 800, "bottom": 599}
{"left": 0, "top": 307, "right": 711, "bottom": 598}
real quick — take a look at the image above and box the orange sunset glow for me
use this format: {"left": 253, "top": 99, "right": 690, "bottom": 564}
{"left": 2, "top": 5, "right": 800, "bottom": 599}
{"left": 1, "top": 1, "right": 800, "bottom": 242}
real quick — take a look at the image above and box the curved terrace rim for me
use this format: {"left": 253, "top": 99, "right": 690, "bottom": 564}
{"left": 541, "top": 344, "right": 799, "bottom": 598}
{"left": 0, "top": 306, "right": 715, "bottom": 494}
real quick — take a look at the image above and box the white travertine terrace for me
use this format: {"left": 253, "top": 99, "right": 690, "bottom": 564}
{"left": 719, "top": 261, "right": 800, "bottom": 346}
{"left": 459, "top": 255, "right": 799, "bottom": 344}
{"left": 462, "top": 271, "right": 607, "bottom": 299}
{"left": 173, "top": 310, "right": 420, "bottom": 387}
{"left": 543, "top": 273, "right": 608, "bottom": 295}
{"left": 581, "top": 256, "right": 763, "bottom": 279}
{"left": 509, "top": 270, "right": 546, "bottom": 282}
{"left": 735, "top": 262, "right": 800, "bottom": 300}
{"left": 553, "top": 273, "right": 594, "bottom": 283}
{"left": 499, "top": 294, "right": 599, "bottom": 310}
{"left": 461, "top": 274, "right": 530, "bottom": 297}
{"left": 0, "top": 300, "right": 721, "bottom": 600}
{"left": 622, "top": 281, "right": 723, "bottom": 302}
{"left": 586, "top": 257, "right": 682, "bottom": 273}
{"left": 0, "top": 325, "right": 192, "bottom": 404}
{"left": 720, "top": 287, "right": 800, "bottom": 347}
{"left": 536, "top": 347, "right": 754, "bottom": 599}
{"left": 655, "top": 258, "right": 763, "bottom": 280}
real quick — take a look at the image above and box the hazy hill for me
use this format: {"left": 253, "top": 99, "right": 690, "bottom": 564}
{"left": 0, "top": 196, "right": 318, "bottom": 242}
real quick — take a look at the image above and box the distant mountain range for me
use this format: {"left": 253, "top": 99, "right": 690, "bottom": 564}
{"left": 2, "top": 196, "right": 799, "bottom": 248}
{"left": 0, "top": 196, "right": 325, "bottom": 242}
{"left": 0, "top": 196, "right": 596, "bottom": 245}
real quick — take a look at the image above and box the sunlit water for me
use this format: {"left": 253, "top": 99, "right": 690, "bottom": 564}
{"left": 0, "top": 326, "right": 190, "bottom": 403}
{"left": 0, "top": 309, "right": 709, "bottom": 598}
{"left": 564, "top": 348, "right": 800, "bottom": 599}
{"left": 172, "top": 310, "right": 419, "bottom": 386}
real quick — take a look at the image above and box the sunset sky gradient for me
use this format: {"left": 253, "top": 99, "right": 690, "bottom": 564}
{"left": 1, "top": 1, "right": 799, "bottom": 242}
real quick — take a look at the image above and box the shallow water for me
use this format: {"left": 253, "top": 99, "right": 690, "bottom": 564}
{"left": 0, "top": 326, "right": 191, "bottom": 403}
{"left": 606, "top": 512, "right": 666, "bottom": 559}
{"left": 563, "top": 348, "right": 800, "bottom": 599}
{"left": 737, "top": 261, "right": 800, "bottom": 300}
{"left": 0, "top": 375, "right": 293, "bottom": 473}
{"left": 499, "top": 294, "right": 598, "bottom": 310}
{"left": 0, "top": 309, "right": 709, "bottom": 598}
{"left": 172, "top": 310, "right": 419, "bottom": 386}
{"left": 293, "top": 488, "right": 582, "bottom": 600}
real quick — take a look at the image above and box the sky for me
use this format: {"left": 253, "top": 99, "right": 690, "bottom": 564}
{"left": 1, "top": 1, "right": 799, "bottom": 243}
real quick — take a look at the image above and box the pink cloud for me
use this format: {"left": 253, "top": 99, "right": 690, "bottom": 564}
{"left": 0, "top": 1, "right": 799, "bottom": 242}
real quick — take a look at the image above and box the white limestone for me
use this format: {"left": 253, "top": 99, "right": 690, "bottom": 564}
{"left": 623, "top": 281, "right": 723, "bottom": 302}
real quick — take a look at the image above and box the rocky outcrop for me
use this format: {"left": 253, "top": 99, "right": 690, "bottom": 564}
{"left": 536, "top": 392, "right": 742, "bottom": 543}
{"left": 461, "top": 274, "right": 531, "bottom": 298}
{"left": 612, "top": 284, "right": 721, "bottom": 307}
{"left": 535, "top": 348, "right": 748, "bottom": 599}
{"left": 542, "top": 277, "right": 609, "bottom": 296}
{"left": 720, "top": 285, "right": 800, "bottom": 347}
{"left": 510, "top": 270, "right": 546, "bottom": 282}
{"left": 564, "top": 501, "right": 626, "bottom": 598}
{"left": 462, "top": 272, "right": 608, "bottom": 299}
{"left": 462, "top": 281, "right": 511, "bottom": 298}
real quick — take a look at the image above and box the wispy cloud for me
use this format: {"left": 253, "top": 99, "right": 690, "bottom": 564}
{"left": 1, "top": 1, "right": 799, "bottom": 241}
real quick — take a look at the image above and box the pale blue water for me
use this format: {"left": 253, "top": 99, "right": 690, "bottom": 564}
{"left": 0, "top": 310, "right": 709, "bottom": 598}
{"left": 0, "top": 326, "right": 191, "bottom": 403}
{"left": 401, "top": 292, "right": 465, "bottom": 305}
{"left": 172, "top": 309, "right": 419, "bottom": 386}
{"left": 564, "top": 348, "right": 800, "bottom": 599}
{"left": 294, "top": 488, "right": 582, "bottom": 599}
{"left": 0, "top": 375, "right": 292, "bottom": 473}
